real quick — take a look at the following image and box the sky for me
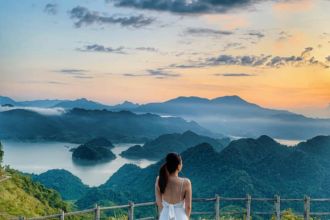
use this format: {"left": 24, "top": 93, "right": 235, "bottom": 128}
{"left": 0, "top": 0, "right": 330, "bottom": 117}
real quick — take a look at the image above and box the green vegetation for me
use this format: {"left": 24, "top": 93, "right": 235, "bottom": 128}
{"left": 0, "top": 168, "right": 69, "bottom": 219}
{"left": 0, "top": 108, "right": 212, "bottom": 143}
{"left": 32, "top": 169, "right": 89, "bottom": 200}
{"left": 101, "top": 135, "right": 330, "bottom": 213}
{"left": 120, "top": 130, "right": 229, "bottom": 160}
{"left": 72, "top": 137, "right": 116, "bottom": 162}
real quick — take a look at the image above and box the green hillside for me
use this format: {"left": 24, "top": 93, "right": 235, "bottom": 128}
{"left": 0, "top": 168, "right": 69, "bottom": 219}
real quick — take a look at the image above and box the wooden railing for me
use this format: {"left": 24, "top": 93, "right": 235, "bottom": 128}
{"left": 14, "top": 194, "right": 330, "bottom": 220}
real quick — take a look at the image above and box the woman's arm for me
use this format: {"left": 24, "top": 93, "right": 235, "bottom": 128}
{"left": 184, "top": 178, "right": 192, "bottom": 218}
{"left": 155, "top": 176, "right": 163, "bottom": 213}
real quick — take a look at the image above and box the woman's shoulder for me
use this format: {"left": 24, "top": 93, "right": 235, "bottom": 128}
{"left": 181, "top": 177, "right": 191, "bottom": 184}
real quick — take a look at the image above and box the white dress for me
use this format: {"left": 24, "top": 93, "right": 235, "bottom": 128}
{"left": 159, "top": 178, "right": 188, "bottom": 220}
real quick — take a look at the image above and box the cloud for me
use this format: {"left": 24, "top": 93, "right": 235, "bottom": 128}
{"left": 123, "top": 69, "right": 180, "bottom": 79}
{"left": 55, "top": 69, "right": 94, "bottom": 79}
{"left": 147, "top": 69, "right": 180, "bottom": 78}
{"left": 69, "top": 6, "right": 155, "bottom": 28}
{"left": 185, "top": 27, "right": 233, "bottom": 37}
{"left": 169, "top": 47, "right": 329, "bottom": 69}
{"left": 56, "top": 69, "right": 89, "bottom": 75}
{"left": 47, "top": 81, "right": 68, "bottom": 85}
{"left": 326, "top": 56, "right": 330, "bottom": 62}
{"left": 301, "top": 47, "right": 313, "bottom": 57}
{"left": 110, "top": 0, "right": 261, "bottom": 14}
{"left": 277, "top": 31, "right": 292, "bottom": 41}
{"left": 135, "top": 47, "right": 158, "bottom": 52}
{"left": 247, "top": 31, "right": 265, "bottom": 39}
{"left": 77, "top": 44, "right": 126, "bottom": 54}
{"left": 222, "top": 42, "right": 245, "bottom": 51}
{"left": 0, "top": 106, "right": 66, "bottom": 116}
{"left": 44, "top": 3, "right": 58, "bottom": 15}
{"left": 214, "top": 73, "right": 255, "bottom": 77}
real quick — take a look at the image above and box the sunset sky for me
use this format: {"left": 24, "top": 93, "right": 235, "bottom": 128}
{"left": 0, "top": 0, "right": 329, "bottom": 116}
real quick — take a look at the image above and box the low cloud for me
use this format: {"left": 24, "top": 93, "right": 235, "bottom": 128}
{"left": 111, "top": 0, "right": 262, "bottom": 14}
{"left": 77, "top": 44, "right": 126, "bottom": 54}
{"left": 0, "top": 106, "right": 66, "bottom": 116}
{"left": 214, "top": 73, "right": 255, "bottom": 77}
{"left": 247, "top": 31, "right": 265, "bottom": 39}
{"left": 169, "top": 47, "right": 329, "bottom": 69}
{"left": 185, "top": 28, "right": 233, "bottom": 37}
{"left": 326, "top": 56, "right": 330, "bottom": 62}
{"left": 56, "top": 69, "right": 89, "bottom": 75}
{"left": 70, "top": 6, "right": 155, "bottom": 28}
{"left": 123, "top": 69, "right": 180, "bottom": 79}
{"left": 55, "top": 69, "right": 94, "bottom": 79}
{"left": 135, "top": 47, "right": 158, "bottom": 52}
{"left": 44, "top": 3, "right": 58, "bottom": 15}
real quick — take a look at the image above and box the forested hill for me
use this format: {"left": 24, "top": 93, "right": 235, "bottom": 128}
{"left": 101, "top": 135, "right": 330, "bottom": 203}
{"left": 0, "top": 169, "right": 69, "bottom": 219}
{"left": 0, "top": 108, "right": 214, "bottom": 143}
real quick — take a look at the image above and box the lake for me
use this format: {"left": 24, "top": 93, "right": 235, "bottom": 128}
{"left": 2, "top": 141, "right": 157, "bottom": 186}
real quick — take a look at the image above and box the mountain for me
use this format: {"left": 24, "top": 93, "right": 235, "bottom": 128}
{"left": 101, "top": 135, "right": 330, "bottom": 212}
{"left": 0, "top": 169, "right": 69, "bottom": 218}
{"left": 53, "top": 98, "right": 111, "bottom": 110}
{"left": 120, "top": 130, "right": 230, "bottom": 160}
{"left": 32, "top": 169, "right": 89, "bottom": 200}
{"left": 109, "top": 101, "right": 140, "bottom": 111}
{"left": 0, "top": 96, "right": 67, "bottom": 107}
{"left": 135, "top": 95, "right": 330, "bottom": 139}
{"left": 19, "top": 99, "right": 67, "bottom": 108}
{"left": 0, "top": 108, "right": 213, "bottom": 143}
{"left": 0, "top": 96, "right": 18, "bottom": 106}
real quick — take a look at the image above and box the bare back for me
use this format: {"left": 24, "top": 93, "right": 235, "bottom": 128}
{"left": 161, "top": 176, "right": 185, "bottom": 204}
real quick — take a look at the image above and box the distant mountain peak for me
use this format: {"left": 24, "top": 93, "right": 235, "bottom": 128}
{"left": 257, "top": 135, "right": 279, "bottom": 145}
{"left": 166, "top": 96, "right": 209, "bottom": 104}
{"left": 211, "top": 95, "right": 251, "bottom": 105}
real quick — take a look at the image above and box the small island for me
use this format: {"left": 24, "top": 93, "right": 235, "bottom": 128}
{"left": 72, "top": 137, "right": 116, "bottom": 163}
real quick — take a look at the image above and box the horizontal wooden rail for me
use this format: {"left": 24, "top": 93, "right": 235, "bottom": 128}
{"left": 15, "top": 195, "right": 330, "bottom": 220}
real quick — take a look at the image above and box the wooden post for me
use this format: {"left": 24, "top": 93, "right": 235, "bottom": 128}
{"left": 60, "top": 210, "right": 65, "bottom": 220}
{"left": 94, "top": 204, "right": 100, "bottom": 220}
{"left": 215, "top": 194, "right": 220, "bottom": 220}
{"left": 246, "top": 194, "right": 251, "bottom": 220}
{"left": 274, "top": 195, "right": 280, "bottom": 220}
{"left": 128, "top": 201, "right": 134, "bottom": 220}
{"left": 304, "top": 196, "right": 310, "bottom": 220}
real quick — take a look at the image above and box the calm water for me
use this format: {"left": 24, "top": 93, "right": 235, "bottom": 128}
{"left": 2, "top": 141, "right": 157, "bottom": 186}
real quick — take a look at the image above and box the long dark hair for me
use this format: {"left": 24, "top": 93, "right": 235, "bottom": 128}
{"left": 158, "top": 152, "right": 182, "bottom": 194}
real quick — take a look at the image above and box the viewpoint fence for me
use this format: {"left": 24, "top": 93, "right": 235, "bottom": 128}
{"left": 14, "top": 195, "right": 330, "bottom": 220}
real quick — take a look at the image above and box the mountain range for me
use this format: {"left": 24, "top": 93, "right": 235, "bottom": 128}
{"left": 0, "top": 96, "right": 138, "bottom": 110}
{"left": 0, "top": 108, "right": 212, "bottom": 143}
{"left": 1, "top": 95, "right": 330, "bottom": 139}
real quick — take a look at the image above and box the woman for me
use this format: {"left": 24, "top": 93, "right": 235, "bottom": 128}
{"left": 155, "top": 152, "right": 192, "bottom": 220}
